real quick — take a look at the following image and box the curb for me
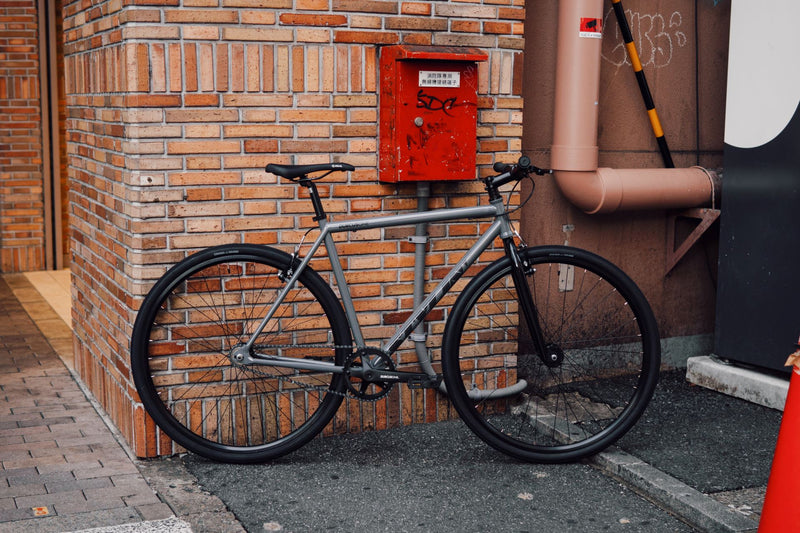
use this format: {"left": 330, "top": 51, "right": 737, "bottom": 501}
{"left": 66, "top": 517, "right": 192, "bottom": 533}
{"left": 135, "top": 458, "right": 246, "bottom": 533}
{"left": 593, "top": 448, "right": 759, "bottom": 532}
{"left": 687, "top": 356, "right": 788, "bottom": 412}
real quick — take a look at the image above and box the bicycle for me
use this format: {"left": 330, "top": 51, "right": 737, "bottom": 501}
{"left": 130, "top": 157, "right": 660, "bottom": 464}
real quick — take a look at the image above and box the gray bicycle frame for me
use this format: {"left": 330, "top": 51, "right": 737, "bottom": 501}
{"left": 238, "top": 196, "right": 516, "bottom": 374}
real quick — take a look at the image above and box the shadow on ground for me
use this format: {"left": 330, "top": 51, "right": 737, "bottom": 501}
{"left": 184, "top": 419, "right": 693, "bottom": 532}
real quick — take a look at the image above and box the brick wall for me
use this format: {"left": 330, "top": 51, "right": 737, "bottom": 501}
{"left": 0, "top": 0, "right": 46, "bottom": 272}
{"left": 63, "top": 0, "right": 525, "bottom": 457}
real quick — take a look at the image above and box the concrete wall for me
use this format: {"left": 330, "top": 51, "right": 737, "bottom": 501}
{"left": 521, "top": 0, "right": 730, "bottom": 353}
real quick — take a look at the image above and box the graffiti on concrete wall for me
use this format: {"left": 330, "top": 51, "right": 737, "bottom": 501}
{"left": 602, "top": 8, "right": 688, "bottom": 69}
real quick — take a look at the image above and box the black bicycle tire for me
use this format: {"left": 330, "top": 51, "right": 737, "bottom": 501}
{"left": 130, "top": 243, "right": 351, "bottom": 463}
{"left": 442, "top": 245, "right": 660, "bottom": 463}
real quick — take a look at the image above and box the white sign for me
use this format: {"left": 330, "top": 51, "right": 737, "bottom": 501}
{"left": 418, "top": 71, "right": 460, "bottom": 88}
{"left": 725, "top": 0, "right": 800, "bottom": 148}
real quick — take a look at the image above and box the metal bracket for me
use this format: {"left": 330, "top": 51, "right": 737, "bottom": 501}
{"left": 408, "top": 235, "right": 428, "bottom": 245}
{"left": 409, "top": 333, "right": 427, "bottom": 343}
{"left": 665, "top": 208, "right": 720, "bottom": 275}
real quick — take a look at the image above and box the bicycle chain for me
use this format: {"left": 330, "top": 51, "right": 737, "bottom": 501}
{"left": 235, "top": 344, "right": 387, "bottom": 403}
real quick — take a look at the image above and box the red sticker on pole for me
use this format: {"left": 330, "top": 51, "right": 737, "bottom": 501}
{"left": 579, "top": 18, "right": 603, "bottom": 38}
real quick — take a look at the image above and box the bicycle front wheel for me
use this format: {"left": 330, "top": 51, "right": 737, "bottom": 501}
{"left": 442, "top": 246, "right": 660, "bottom": 463}
{"left": 131, "top": 244, "right": 351, "bottom": 463}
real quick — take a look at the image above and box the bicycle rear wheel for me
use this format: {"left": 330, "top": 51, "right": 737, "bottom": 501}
{"left": 442, "top": 246, "right": 660, "bottom": 463}
{"left": 131, "top": 244, "right": 351, "bottom": 463}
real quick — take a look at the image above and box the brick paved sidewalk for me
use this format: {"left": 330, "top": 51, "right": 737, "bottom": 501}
{"left": 0, "top": 276, "right": 173, "bottom": 532}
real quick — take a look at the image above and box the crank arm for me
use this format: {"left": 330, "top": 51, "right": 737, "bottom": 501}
{"left": 356, "top": 367, "right": 442, "bottom": 389}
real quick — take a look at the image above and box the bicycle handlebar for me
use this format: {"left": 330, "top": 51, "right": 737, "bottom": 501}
{"left": 487, "top": 156, "right": 550, "bottom": 190}
{"left": 265, "top": 157, "right": 548, "bottom": 190}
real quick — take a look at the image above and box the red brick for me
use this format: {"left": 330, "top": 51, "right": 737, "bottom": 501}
{"left": 296, "top": 0, "right": 328, "bottom": 9}
{"left": 292, "top": 46, "right": 304, "bottom": 92}
{"left": 224, "top": 124, "right": 292, "bottom": 137}
{"left": 279, "top": 109, "right": 347, "bottom": 122}
{"left": 216, "top": 44, "right": 229, "bottom": 91}
{"left": 451, "top": 20, "right": 481, "bottom": 33}
{"left": 499, "top": 7, "right": 526, "bottom": 21}
{"left": 281, "top": 140, "right": 348, "bottom": 153}
{"left": 169, "top": 233, "right": 239, "bottom": 249}
{"left": 184, "top": 43, "right": 198, "bottom": 91}
{"left": 240, "top": 10, "right": 277, "bottom": 24}
{"left": 401, "top": 2, "right": 430, "bottom": 15}
{"left": 168, "top": 43, "right": 182, "bottom": 91}
{"left": 484, "top": 21, "right": 512, "bottom": 34}
{"left": 124, "top": 94, "right": 181, "bottom": 107}
{"left": 168, "top": 171, "right": 241, "bottom": 186}
{"left": 262, "top": 45, "right": 274, "bottom": 92}
{"left": 165, "top": 109, "right": 238, "bottom": 122}
{"left": 384, "top": 17, "right": 447, "bottom": 31}
{"left": 223, "top": 27, "right": 293, "bottom": 42}
{"left": 164, "top": 9, "right": 238, "bottom": 23}
{"left": 167, "top": 141, "right": 240, "bottom": 154}
{"left": 332, "top": 124, "right": 377, "bottom": 137}
{"left": 244, "top": 139, "right": 279, "bottom": 153}
{"left": 333, "top": 0, "right": 398, "bottom": 15}
{"left": 280, "top": 13, "right": 347, "bottom": 26}
{"left": 184, "top": 94, "right": 219, "bottom": 106}
{"left": 246, "top": 43, "right": 261, "bottom": 92}
{"left": 230, "top": 43, "right": 244, "bottom": 92}
{"left": 184, "top": 188, "right": 222, "bottom": 201}
{"left": 333, "top": 31, "right": 399, "bottom": 45}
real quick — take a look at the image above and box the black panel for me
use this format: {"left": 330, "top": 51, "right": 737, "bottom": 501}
{"left": 716, "top": 103, "right": 800, "bottom": 372}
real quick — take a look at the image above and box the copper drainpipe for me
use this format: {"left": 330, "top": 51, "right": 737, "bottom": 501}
{"left": 551, "top": 0, "right": 719, "bottom": 215}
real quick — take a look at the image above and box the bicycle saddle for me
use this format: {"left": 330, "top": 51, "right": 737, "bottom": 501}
{"left": 266, "top": 163, "right": 355, "bottom": 181}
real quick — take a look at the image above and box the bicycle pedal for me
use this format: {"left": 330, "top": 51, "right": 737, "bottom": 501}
{"left": 408, "top": 374, "right": 443, "bottom": 390}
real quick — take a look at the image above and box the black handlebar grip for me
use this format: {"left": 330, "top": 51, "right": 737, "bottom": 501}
{"left": 493, "top": 162, "right": 511, "bottom": 173}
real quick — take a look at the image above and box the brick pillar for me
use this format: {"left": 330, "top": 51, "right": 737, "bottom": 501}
{"left": 63, "top": 0, "right": 525, "bottom": 457}
{"left": 0, "top": 0, "right": 46, "bottom": 272}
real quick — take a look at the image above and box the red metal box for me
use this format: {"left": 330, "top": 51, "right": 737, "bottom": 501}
{"left": 379, "top": 45, "right": 488, "bottom": 183}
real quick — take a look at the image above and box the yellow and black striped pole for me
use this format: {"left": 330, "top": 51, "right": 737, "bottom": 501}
{"left": 611, "top": 0, "right": 675, "bottom": 168}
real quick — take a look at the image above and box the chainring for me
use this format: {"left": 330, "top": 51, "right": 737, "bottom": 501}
{"left": 343, "top": 348, "right": 395, "bottom": 401}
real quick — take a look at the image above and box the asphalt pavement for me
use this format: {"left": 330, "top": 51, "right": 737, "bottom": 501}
{"left": 1, "top": 274, "right": 781, "bottom": 532}
{"left": 182, "top": 418, "right": 692, "bottom": 532}
{"left": 177, "top": 370, "right": 775, "bottom": 533}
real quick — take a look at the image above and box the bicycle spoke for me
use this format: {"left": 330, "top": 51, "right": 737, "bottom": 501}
{"left": 443, "top": 246, "right": 658, "bottom": 462}
{"left": 132, "top": 245, "right": 350, "bottom": 462}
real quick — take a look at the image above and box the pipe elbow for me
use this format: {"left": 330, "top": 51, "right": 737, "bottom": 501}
{"left": 553, "top": 167, "right": 719, "bottom": 215}
{"left": 553, "top": 169, "right": 622, "bottom": 214}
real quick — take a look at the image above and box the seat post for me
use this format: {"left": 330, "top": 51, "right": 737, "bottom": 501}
{"left": 299, "top": 178, "right": 327, "bottom": 221}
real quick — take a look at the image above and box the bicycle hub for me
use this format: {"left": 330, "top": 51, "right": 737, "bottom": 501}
{"left": 543, "top": 343, "right": 564, "bottom": 368}
{"left": 230, "top": 345, "right": 249, "bottom": 364}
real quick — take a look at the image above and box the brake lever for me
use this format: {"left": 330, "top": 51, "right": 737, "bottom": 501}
{"left": 515, "top": 156, "right": 551, "bottom": 176}
{"left": 493, "top": 157, "right": 551, "bottom": 178}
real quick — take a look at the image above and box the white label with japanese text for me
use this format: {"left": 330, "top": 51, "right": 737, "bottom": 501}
{"left": 418, "top": 71, "right": 460, "bottom": 88}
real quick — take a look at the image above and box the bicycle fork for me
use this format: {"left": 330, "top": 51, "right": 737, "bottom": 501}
{"left": 503, "top": 239, "right": 561, "bottom": 368}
